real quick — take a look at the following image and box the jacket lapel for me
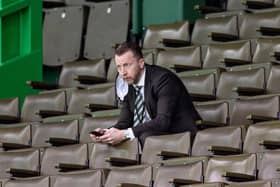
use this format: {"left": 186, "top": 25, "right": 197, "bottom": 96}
{"left": 144, "top": 65, "right": 153, "bottom": 118}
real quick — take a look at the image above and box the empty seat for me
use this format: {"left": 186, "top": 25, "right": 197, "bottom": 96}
{"left": 0, "top": 97, "right": 19, "bottom": 124}
{"left": 153, "top": 160, "right": 204, "bottom": 187}
{"left": 243, "top": 121, "right": 280, "bottom": 153}
{"left": 239, "top": 9, "right": 280, "bottom": 40}
{"left": 203, "top": 40, "right": 253, "bottom": 68}
{"left": 257, "top": 150, "right": 280, "bottom": 180}
{"left": 89, "top": 139, "right": 139, "bottom": 169}
{"left": 21, "top": 91, "right": 67, "bottom": 122}
{"left": 27, "top": 59, "right": 107, "bottom": 91}
{"left": 191, "top": 15, "right": 239, "bottom": 45}
{"left": 43, "top": 5, "right": 83, "bottom": 66}
{"left": 141, "top": 132, "right": 191, "bottom": 165}
{"left": 41, "top": 143, "right": 88, "bottom": 175}
{"left": 194, "top": 100, "right": 230, "bottom": 127}
{"left": 0, "top": 149, "right": 40, "bottom": 178}
{"left": 143, "top": 21, "right": 190, "bottom": 49}
{"left": 79, "top": 109, "right": 120, "bottom": 143}
{"left": 0, "top": 123, "right": 31, "bottom": 151}
{"left": 31, "top": 120, "right": 79, "bottom": 148}
{"left": 205, "top": 154, "right": 257, "bottom": 183}
{"left": 51, "top": 170, "right": 103, "bottom": 187}
{"left": 252, "top": 37, "right": 280, "bottom": 63}
{"left": 4, "top": 176, "right": 49, "bottom": 187}
{"left": 216, "top": 65, "right": 266, "bottom": 99}
{"left": 227, "top": 181, "right": 272, "bottom": 187}
{"left": 155, "top": 46, "right": 202, "bottom": 71}
{"left": 104, "top": 165, "right": 152, "bottom": 187}
{"left": 192, "top": 126, "right": 243, "bottom": 156}
{"left": 230, "top": 95, "right": 280, "bottom": 126}
{"left": 267, "top": 65, "right": 280, "bottom": 94}
{"left": 84, "top": 0, "right": 129, "bottom": 59}
{"left": 178, "top": 68, "right": 220, "bottom": 101}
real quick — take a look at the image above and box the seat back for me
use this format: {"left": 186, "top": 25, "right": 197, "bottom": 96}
{"left": 0, "top": 97, "right": 19, "bottom": 117}
{"left": 230, "top": 95, "right": 280, "bottom": 126}
{"left": 4, "top": 176, "right": 49, "bottom": 187}
{"left": 155, "top": 46, "right": 202, "bottom": 70}
{"left": 141, "top": 132, "right": 191, "bottom": 165}
{"left": 32, "top": 120, "right": 79, "bottom": 147}
{"left": 89, "top": 139, "right": 139, "bottom": 169}
{"left": 267, "top": 65, "right": 280, "bottom": 94}
{"left": 257, "top": 150, "right": 280, "bottom": 180}
{"left": 0, "top": 149, "right": 40, "bottom": 178}
{"left": 104, "top": 165, "right": 152, "bottom": 187}
{"left": 58, "top": 59, "right": 106, "bottom": 88}
{"left": 41, "top": 144, "right": 88, "bottom": 175}
{"left": 51, "top": 170, "right": 103, "bottom": 187}
{"left": 244, "top": 121, "right": 280, "bottom": 153}
{"left": 192, "top": 126, "right": 242, "bottom": 156}
{"left": 191, "top": 15, "right": 238, "bottom": 45}
{"left": 203, "top": 40, "right": 252, "bottom": 68}
{"left": 228, "top": 181, "right": 272, "bottom": 187}
{"left": 205, "top": 154, "right": 257, "bottom": 183}
{"left": 21, "top": 91, "right": 66, "bottom": 122}
{"left": 143, "top": 21, "right": 190, "bottom": 49}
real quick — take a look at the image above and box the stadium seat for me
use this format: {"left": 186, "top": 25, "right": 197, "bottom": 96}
{"left": 191, "top": 15, "right": 239, "bottom": 45}
{"left": 4, "top": 176, "right": 49, "bottom": 187}
{"left": 31, "top": 120, "right": 79, "bottom": 147}
{"left": 227, "top": 181, "right": 272, "bottom": 187}
{"left": 0, "top": 97, "right": 20, "bottom": 124}
{"left": 257, "top": 150, "right": 280, "bottom": 180}
{"left": 230, "top": 94, "right": 280, "bottom": 126}
{"left": 51, "top": 170, "right": 103, "bottom": 187}
{"left": 243, "top": 120, "right": 280, "bottom": 153}
{"left": 205, "top": 154, "right": 257, "bottom": 183}
{"left": 104, "top": 165, "right": 152, "bottom": 187}
{"left": 266, "top": 64, "right": 280, "bottom": 94}
{"left": 192, "top": 126, "right": 243, "bottom": 156}
{"left": 155, "top": 46, "right": 202, "bottom": 72}
{"left": 143, "top": 21, "right": 191, "bottom": 49}
{"left": 41, "top": 144, "right": 88, "bottom": 175}
{"left": 203, "top": 40, "right": 253, "bottom": 68}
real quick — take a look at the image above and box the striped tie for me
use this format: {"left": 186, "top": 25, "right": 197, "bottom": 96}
{"left": 133, "top": 86, "right": 145, "bottom": 126}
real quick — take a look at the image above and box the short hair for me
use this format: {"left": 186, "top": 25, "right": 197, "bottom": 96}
{"left": 115, "top": 42, "right": 143, "bottom": 60}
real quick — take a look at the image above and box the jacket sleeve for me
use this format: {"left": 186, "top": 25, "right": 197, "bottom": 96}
{"left": 131, "top": 73, "right": 180, "bottom": 137}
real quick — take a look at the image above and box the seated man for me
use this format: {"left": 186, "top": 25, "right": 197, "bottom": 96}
{"left": 90, "top": 42, "right": 200, "bottom": 146}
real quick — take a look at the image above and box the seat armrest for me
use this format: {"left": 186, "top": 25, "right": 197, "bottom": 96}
{"left": 190, "top": 93, "right": 216, "bottom": 102}
{"left": 74, "top": 75, "right": 107, "bottom": 84}
{"left": 208, "top": 146, "right": 242, "bottom": 155}
{"left": 36, "top": 110, "right": 68, "bottom": 118}
{"left": 106, "top": 157, "right": 138, "bottom": 167}
{"left": 0, "top": 142, "right": 31, "bottom": 151}
{"left": 157, "top": 150, "right": 188, "bottom": 160}
{"left": 196, "top": 120, "right": 227, "bottom": 129}
{"left": 222, "top": 58, "right": 252, "bottom": 67}
{"left": 210, "top": 32, "right": 239, "bottom": 42}
{"left": 56, "top": 163, "right": 89, "bottom": 172}
{"left": 273, "top": 51, "right": 280, "bottom": 61}
{"left": 117, "top": 183, "right": 147, "bottom": 187}
{"left": 0, "top": 115, "right": 21, "bottom": 124}
{"left": 245, "top": 1, "right": 274, "bottom": 9}
{"left": 194, "top": 4, "right": 224, "bottom": 14}
{"left": 161, "top": 38, "right": 191, "bottom": 48}
{"left": 259, "top": 140, "right": 280, "bottom": 150}
{"left": 257, "top": 26, "right": 280, "bottom": 36}
{"left": 170, "top": 64, "right": 201, "bottom": 73}
{"left": 26, "top": 81, "right": 59, "bottom": 90}
{"left": 233, "top": 87, "right": 266, "bottom": 96}
{"left": 7, "top": 168, "right": 40, "bottom": 178}
{"left": 46, "top": 137, "right": 79, "bottom": 147}
{"left": 223, "top": 171, "right": 256, "bottom": 182}
{"left": 169, "top": 178, "right": 201, "bottom": 185}
{"left": 246, "top": 114, "right": 278, "bottom": 123}
{"left": 86, "top": 104, "right": 117, "bottom": 112}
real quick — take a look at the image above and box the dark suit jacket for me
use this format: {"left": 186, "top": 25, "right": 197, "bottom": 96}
{"left": 114, "top": 65, "right": 200, "bottom": 137}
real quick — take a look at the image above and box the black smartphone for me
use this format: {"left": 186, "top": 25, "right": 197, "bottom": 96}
{"left": 90, "top": 130, "right": 105, "bottom": 137}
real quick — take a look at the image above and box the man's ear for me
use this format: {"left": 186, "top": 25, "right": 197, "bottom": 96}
{"left": 139, "top": 58, "right": 145, "bottom": 68}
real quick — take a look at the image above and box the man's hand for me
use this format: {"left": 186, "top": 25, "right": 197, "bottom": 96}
{"left": 89, "top": 128, "right": 105, "bottom": 142}
{"left": 98, "top": 128, "right": 126, "bottom": 145}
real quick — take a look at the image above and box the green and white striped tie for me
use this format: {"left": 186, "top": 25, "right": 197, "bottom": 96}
{"left": 133, "top": 86, "right": 145, "bottom": 126}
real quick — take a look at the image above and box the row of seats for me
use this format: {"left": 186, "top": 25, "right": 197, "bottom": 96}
{"left": 43, "top": 0, "right": 129, "bottom": 66}
{"left": 0, "top": 127, "right": 280, "bottom": 185}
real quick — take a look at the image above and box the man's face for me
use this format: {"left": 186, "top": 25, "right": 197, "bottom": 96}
{"left": 115, "top": 51, "right": 144, "bottom": 85}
